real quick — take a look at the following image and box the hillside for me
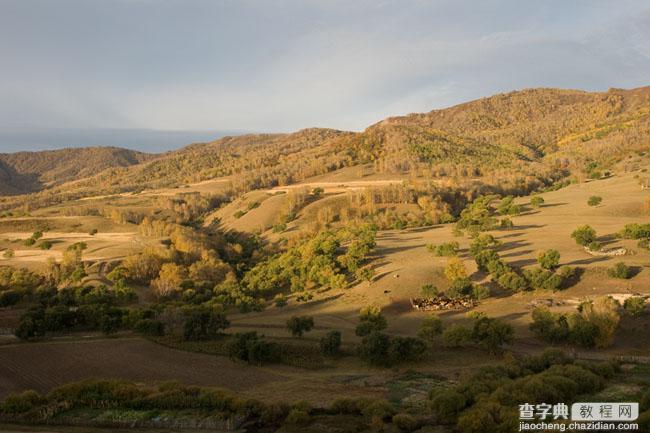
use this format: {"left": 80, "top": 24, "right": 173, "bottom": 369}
{"left": 2, "top": 86, "right": 650, "bottom": 213}
{"left": 0, "top": 146, "right": 155, "bottom": 195}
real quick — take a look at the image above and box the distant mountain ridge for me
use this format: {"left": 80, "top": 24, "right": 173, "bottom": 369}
{"left": 0, "top": 146, "right": 155, "bottom": 195}
{"left": 2, "top": 86, "right": 650, "bottom": 201}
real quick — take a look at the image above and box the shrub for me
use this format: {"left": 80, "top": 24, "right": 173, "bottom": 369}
{"left": 420, "top": 284, "right": 439, "bottom": 298}
{"left": 427, "top": 241, "right": 459, "bottom": 257}
{"left": 182, "top": 307, "right": 229, "bottom": 341}
{"left": 392, "top": 413, "right": 419, "bottom": 431}
{"left": 430, "top": 389, "right": 467, "bottom": 423}
{"left": 442, "top": 324, "right": 472, "bottom": 348}
{"left": 471, "top": 316, "right": 514, "bottom": 353}
{"left": 446, "top": 278, "right": 474, "bottom": 298}
{"left": 89, "top": 228, "right": 98, "bottom": 236}
{"left": 0, "top": 290, "right": 21, "bottom": 307}
{"left": 499, "top": 217, "right": 514, "bottom": 229}
{"left": 233, "top": 210, "right": 246, "bottom": 219}
{"left": 444, "top": 257, "right": 467, "bottom": 282}
{"left": 530, "top": 196, "right": 545, "bottom": 208}
{"left": 620, "top": 223, "right": 650, "bottom": 239}
{"left": 23, "top": 237, "right": 36, "bottom": 247}
{"left": 1, "top": 390, "right": 45, "bottom": 415}
{"left": 286, "top": 316, "right": 315, "bottom": 337}
{"left": 497, "top": 272, "right": 528, "bottom": 292}
{"left": 587, "top": 196, "right": 602, "bottom": 206}
{"left": 2, "top": 249, "right": 14, "bottom": 259}
{"left": 571, "top": 225, "right": 597, "bottom": 247}
{"left": 319, "top": 330, "right": 342, "bottom": 356}
{"left": 586, "top": 241, "right": 602, "bottom": 251}
{"left": 608, "top": 262, "right": 632, "bottom": 279}
{"left": 284, "top": 408, "right": 310, "bottom": 426}
{"left": 227, "top": 332, "right": 279, "bottom": 365}
{"left": 417, "top": 315, "right": 443, "bottom": 342}
{"left": 537, "top": 249, "right": 560, "bottom": 270}
{"left": 38, "top": 240, "right": 52, "bottom": 250}
{"left": 623, "top": 297, "right": 646, "bottom": 316}
{"left": 359, "top": 332, "right": 391, "bottom": 366}
{"left": 355, "top": 306, "right": 387, "bottom": 337}
{"left": 472, "top": 285, "right": 491, "bottom": 300}
{"left": 134, "top": 319, "right": 165, "bottom": 336}
{"left": 273, "top": 293, "right": 287, "bottom": 307}
{"left": 524, "top": 268, "right": 562, "bottom": 291}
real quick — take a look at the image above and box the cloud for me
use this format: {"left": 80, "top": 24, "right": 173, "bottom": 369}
{"left": 0, "top": 0, "right": 648, "bottom": 136}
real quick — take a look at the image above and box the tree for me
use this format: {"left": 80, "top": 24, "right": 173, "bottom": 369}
{"left": 286, "top": 315, "right": 314, "bottom": 337}
{"left": 587, "top": 196, "right": 602, "bottom": 207}
{"left": 608, "top": 262, "right": 632, "bottom": 279}
{"left": 355, "top": 306, "right": 387, "bottom": 336}
{"left": 537, "top": 249, "right": 560, "bottom": 270}
{"left": 530, "top": 196, "right": 545, "bottom": 208}
{"left": 319, "top": 330, "right": 342, "bottom": 356}
{"left": 471, "top": 316, "right": 514, "bottom": 353}
{"left": 571, "top": 225, "right": 597, "bottom": 247}
{"left": 3, "top": 249, "right": 14, "bottom": 259}
{"left": 444, "top": 257, "right": 467, "bottom": 282}
{"left": 183, "top": 307, "right": 229, "bottom": 341}
{"left": 623, "top": 297, "right": 646, "bottom": 316}
{"left": 152, "top": 263, "right": 188, "bottom": 296}
{"left": 418, "top": 315, "right": 443, "bottom": 342}
{"left": 442, "top": 324, "right": 472, "bottom": 348}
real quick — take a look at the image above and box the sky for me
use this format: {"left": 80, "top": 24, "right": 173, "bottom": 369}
{"left": 1, "top": 0, "right": 649, "bottom": 152}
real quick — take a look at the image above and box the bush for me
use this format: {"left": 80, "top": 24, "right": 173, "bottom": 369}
{"left": 273, "top": 293, "right": 287, "bottom": 307}
{"left": 427, "top": 241, "right": 459, "bottom": 257}
{"left": 417, "top": 315, "right": 443, "bottom": 342}
{"left": 524, "top": 268, "right": 563, "bottom": 291}
{"left": 285, "top": 408, "right": 310, "bottom": 426}
{"left": 571, "top": 225, "right": 597, "bottom": 247}
{"left": 447, "top": 278, "right": 474, "bottom": 298}
{"left": 392, "top": 413, "right": 419, "bottom": 431}
{"left": 623, "top": 296, "right": 646, "bottom": 316}
{"left": 0, "top": 290, "right": 21, "bottom": 307}
{"left": 620, "top": 223, "right": 650, "bottom": 239}
{"left": 608, "top": 262, "right": 632, "bottom": 279}
{"left": 444, "top": 257, "right": 467, "bottom": 282}
{"left": 38, "top": 240, "right": 52, "bottom": 250}
{"left": 472, "top": 285, "right": 491, "bottom": 300}
{"left": 359, "top": 332, "right": 391, "bottom": 366}
{"left": 530, "top": 196, "right": 545, "bottom": 208}
{"left": 497, "top": 272, "right": 528, "bottom": 292}
{"left": 286, "top": 315, "right": 314, "bottom": 337}
{"left": 227, "top": 332, "right": 279, "bottom": 365}
{"left": 2, "top": 249, "right": 14, "bottom": 259}
{"left": 23, "top": 237, "right": 36, "bottom": 247}
{"left": 135, "top": 319, "right": 165, "bottom": 336}
{"left": 355, "top": 306, "right": 387, "bottom": 337}
{"left": 319, "top": 330, "right": 342, "bottom": 356}
{"left": 430, "top": 389, "right": 467, "bottom": 423}
{"left": 182, "top": 308, "right": 229, "bottom": 341}
{"left": 471, "top": 316, "right": 514, "bottom": 353}
{"left": 442, "top": 324, "right": 472, "bottom": 348}
{"left": 537, "top": 249, "right": 560, "bottom": 270}
{"left": 1, "top": 390, "right": 45, "bottom": 415}
{"left": 420, "top": 284, "right": 439, "bottom": 298}
{"left": 587, "top": 196, "right": 602, "bottom": 206}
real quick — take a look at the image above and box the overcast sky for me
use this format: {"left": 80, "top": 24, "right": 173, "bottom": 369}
{"left": 1, "top": 0, "right": 649, "bottom": 151}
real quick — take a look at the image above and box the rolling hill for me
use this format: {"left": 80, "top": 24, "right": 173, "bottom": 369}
{"left": 0, "top": 146, "right": 155, "bottom": 195}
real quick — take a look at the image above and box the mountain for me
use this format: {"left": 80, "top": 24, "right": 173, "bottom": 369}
{"left": 0, "top": 146, "right": 155, "bottom": 195}
{"left": 2, "top": 86, "right": 650, "bottom": 201}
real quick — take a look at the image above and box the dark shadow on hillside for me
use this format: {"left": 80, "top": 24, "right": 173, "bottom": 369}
{"left": 566, "top": 256, "right": 609, "bottom": 266}
{"left": 498, "top": 232, "right": 524, "bottom": 239}
{"left": 498, "top": 240, "right": 531, "bottom": 252}
{"left": 500, "top": 249, "right": 533, "bottom": 258}
{"left": 377, "top": 243, "right": 426, "bottom": 256}
{"left": 509, "top": 258, "right": 538, "bottom": 267}
{"left": 511, "top": 224, "right": 546, "bottom": 230}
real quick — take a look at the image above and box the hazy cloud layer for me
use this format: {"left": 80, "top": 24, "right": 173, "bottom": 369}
{"left": 1, "top": 0, "right": 649, "bottom": 140}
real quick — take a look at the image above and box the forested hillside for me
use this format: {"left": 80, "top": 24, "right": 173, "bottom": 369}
{"left": 0, "top": 146, "right": 154, "bottom": 195}
{"left": 2, "top": 86, "right": 650, "bottom": 208}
